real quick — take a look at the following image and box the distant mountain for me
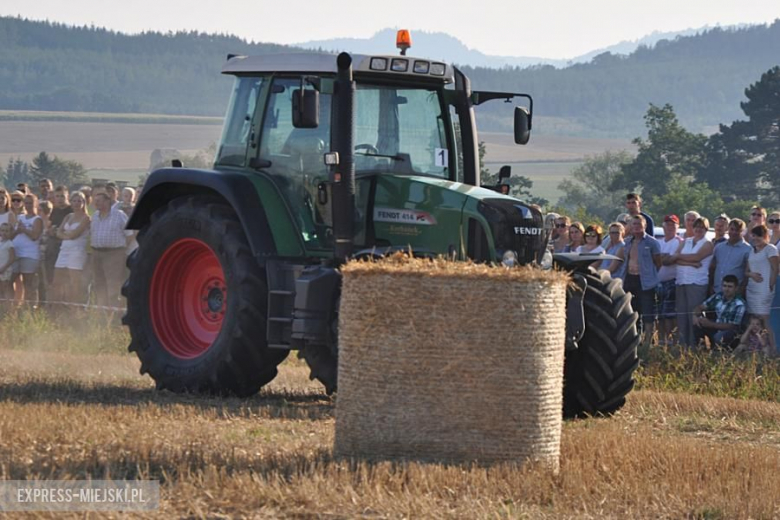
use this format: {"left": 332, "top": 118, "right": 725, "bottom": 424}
{"left": 294, "top": 28, "right": 566, "bottom": 68}
{"left": 294, "top": 25, "right": 747, "bottom": 68}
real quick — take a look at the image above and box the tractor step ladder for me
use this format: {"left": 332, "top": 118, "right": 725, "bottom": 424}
{"left": 266, "top": 261, "right": 303, "bottom": 350}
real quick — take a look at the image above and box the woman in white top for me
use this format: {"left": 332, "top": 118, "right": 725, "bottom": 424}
{"left": 768, "top": 211, "right": 780, "bottom": 247}
{"left": 746, "top": 224, "right": 778, "bottom": 353}
{"left": 576, "top": 224, "right": 606, "bottom": 269}
{"left": 0, "top": 189, "right": 18, "bottom": 229}
{"left": 54, "top": 191, "right": 91, "bottom": 304}
{"left": 668, "top": 217, "right": 714, "bottom": 347}
{"left": 12, "top": 193, "right": 43, "bottom": 303}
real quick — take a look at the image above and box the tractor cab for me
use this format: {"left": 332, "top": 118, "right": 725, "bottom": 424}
{"left": 215, "top": 45, "right": 538, "bottom": 264}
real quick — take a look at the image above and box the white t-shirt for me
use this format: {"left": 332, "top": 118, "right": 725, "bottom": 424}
{"left": 0, "top": 240, "right": 14, "bottom": 281}
{"left": 576, "top": 245, "right": 605, "bottom": 254}
{"left": 12, "top": 214, "right": 42, "bottom": 260}
{"left": 658, "top": 236, "right": 682, "bottom": 283}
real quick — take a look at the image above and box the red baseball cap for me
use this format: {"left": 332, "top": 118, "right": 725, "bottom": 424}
{"left": 663, "top": 214, "right": 680, "bottom": 224}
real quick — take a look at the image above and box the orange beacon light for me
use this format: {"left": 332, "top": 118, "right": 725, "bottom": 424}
{"left": 396, "top": 30, "right": 412, "bottom": 55}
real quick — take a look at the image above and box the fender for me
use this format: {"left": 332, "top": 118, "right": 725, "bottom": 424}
{"left": 553, "top": 252, "right": 621, "bottom": 272}
{"left": 128, "top": 167, "right": 278, "bottom": 259}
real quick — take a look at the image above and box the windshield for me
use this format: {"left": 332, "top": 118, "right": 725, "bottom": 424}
{"left": 216, "top": 76, "right": 265, "bottom": 167}
{"left": 354, "top": 84, "right": 450, "bottom": 178}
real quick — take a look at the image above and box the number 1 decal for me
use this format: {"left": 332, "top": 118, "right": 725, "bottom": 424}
{"left": 435, "top": 148, "right": 448, "bottom": 167}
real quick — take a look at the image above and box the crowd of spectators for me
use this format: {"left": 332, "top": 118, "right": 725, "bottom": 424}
{"left": 549, "top": 193, "right": 780, "bottom": 355}
{"left": 0, "top": 178, "right": 139, "bottom": 313}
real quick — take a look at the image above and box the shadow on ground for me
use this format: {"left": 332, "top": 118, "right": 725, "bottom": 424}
{"left": 0, "top": 379, "right": 333, "bottom": 421}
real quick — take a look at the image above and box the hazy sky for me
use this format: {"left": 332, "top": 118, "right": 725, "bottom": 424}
{"left": 2, "top": 0, "right": 778, "bottom": 58}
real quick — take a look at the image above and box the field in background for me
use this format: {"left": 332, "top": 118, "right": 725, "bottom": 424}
{"left": 1, "top": 310, "right": 779, "bottom": 517}
{"left": 0, "top": 113, "right": 632, "bottom": 203}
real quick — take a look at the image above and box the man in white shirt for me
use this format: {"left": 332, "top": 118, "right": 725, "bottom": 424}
{"left": 657, "top": 215, "right": 683, "bottom": 346}
{"left": 90, "top": 193, "right": 131, "bottom": 308}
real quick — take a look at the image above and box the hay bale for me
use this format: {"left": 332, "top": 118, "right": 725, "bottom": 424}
{"left": 334, "top": 255, "right": 569, "bottom": 468}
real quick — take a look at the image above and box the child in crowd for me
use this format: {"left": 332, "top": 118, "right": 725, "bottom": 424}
{"left": 0, "top": 223, "right": 15, "bottom": 303}
{"left": 733, "top": 316, "right": 772, "bottom": 356}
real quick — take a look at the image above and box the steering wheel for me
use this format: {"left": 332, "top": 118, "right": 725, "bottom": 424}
{"left": 355, "top": 143, "right": 379, "bottom": 155}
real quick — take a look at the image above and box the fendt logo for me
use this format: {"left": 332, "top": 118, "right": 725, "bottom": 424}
{"left": 514, "top": 227, "right": 543, "bottom": 235}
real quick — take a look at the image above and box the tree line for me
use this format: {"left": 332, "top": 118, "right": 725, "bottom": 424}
{"left": 0, "top": 16, "right": 779, "bottom": 136}
{"left": 557, "top": 66, "right": 780, "bottom": 223}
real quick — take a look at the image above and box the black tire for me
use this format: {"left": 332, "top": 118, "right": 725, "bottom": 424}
{"left": 563, "top": 269, "right": 640, "bottom": 418}
{"left": 122, "top": 196, "right": 288, "bottom": 396}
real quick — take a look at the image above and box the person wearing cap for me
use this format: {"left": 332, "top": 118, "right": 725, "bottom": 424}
{"left": 656, "top": 214, "right": 683, "bottom": 346}
{"left": 625, "top": 193, "right": 654, "bottom": 236}
{"left": 615, "top": 214, "right": 662, "bottom": 344}
{"left": 710, "top": 218, "right": 751, "bottom": 296}
{"left": 713, "top": 214, "right": 729, "bottom": 245}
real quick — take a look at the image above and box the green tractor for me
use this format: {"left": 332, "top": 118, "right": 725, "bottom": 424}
{"left": 123, "top": 44, "right": 639, "bottom": 418}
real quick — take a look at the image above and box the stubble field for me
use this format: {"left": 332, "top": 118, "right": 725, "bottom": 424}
{"left": 1, "top": 311, "right": 779, "bottom": 518}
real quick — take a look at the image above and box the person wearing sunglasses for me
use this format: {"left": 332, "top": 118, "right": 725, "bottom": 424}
{"left": 9, "top": 190, "right": 25, "bottom": 218}
{"left": 552, "top": 215, "right": 571, "bottom": 253}
{"left": 768, "top": 212, "right": 780, "bottom": 247}
{"left": 602, "top": 222, "right": 625, "bottom": 272}
{"left": 745, "top": 206, "right": 767, "bottom": 238}
{"left": 12, "top": 193, "right": 44, "bottom": 304}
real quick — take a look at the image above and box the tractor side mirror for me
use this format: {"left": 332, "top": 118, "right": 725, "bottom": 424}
{"left": 292, "top": 89, "right": 319, "bottom": 129}
{"left": 514, "top": 106, "right": 531, "bottom": 145}
{"left": 498, "top": 165, "right": 511, "bottom": 180}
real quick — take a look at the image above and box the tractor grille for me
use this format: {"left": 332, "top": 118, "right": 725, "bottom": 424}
{"left": 477, "top": 199, "right": 548, "bottom": 265}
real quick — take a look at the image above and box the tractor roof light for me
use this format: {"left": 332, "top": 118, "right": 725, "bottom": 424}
{"left": 396, "top": 29, "right": 412, "bottom": 56}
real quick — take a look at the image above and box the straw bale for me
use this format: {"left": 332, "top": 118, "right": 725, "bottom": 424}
{"left": 335, "top": 255, "right": 569, "bottom": 468}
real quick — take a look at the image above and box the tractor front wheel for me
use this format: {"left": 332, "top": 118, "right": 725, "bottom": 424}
{"left": 122, "top": 196, "right": 287, "bottom": 395}
{"left": 563, "top": 269, "right": 640, "bottom": 418}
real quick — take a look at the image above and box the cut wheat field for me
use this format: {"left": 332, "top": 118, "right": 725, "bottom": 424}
{"left": 1, "top": 311, "right": 779, "bottom": 518}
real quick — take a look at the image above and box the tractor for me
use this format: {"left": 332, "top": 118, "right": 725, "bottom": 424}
{"left": 123, "top": 34, "right": 639, "bottom": 418}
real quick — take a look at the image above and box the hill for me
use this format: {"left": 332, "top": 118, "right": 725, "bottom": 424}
{"left": 294, "top": 25, "right": 740, "bottom": 68}
{"left": 0, "top": 17, "right": 778, "bottom": 137}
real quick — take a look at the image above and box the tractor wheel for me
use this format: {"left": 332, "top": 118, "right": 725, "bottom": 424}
{"left": 563, "top": 269, "right": 640, "bottom": 418}
{"left": 122, "top": 196, "right": 287, "bottom": 396}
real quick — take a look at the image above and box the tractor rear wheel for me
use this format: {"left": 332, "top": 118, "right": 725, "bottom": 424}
{"left": 122, "top": 196, "right": 287, "bottom": 396}
{"left": 563, "top": 269, "right": 640, "bottom": 418}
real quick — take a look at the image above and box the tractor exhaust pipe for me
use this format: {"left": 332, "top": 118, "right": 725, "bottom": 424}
{"left": 332, "top": 52, "right": 356, "bottom": 261}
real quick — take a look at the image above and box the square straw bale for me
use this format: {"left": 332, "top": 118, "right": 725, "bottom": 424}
{"left": 334, "top": 255, "right": 569, "bottom": 468}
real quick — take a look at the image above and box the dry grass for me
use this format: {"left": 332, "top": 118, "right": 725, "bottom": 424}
{"left": 2, "top": 312, "right": 780, "bottom": 518}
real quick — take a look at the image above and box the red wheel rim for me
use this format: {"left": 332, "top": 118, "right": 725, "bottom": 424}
{"left": 150, "top": 239, "right": 227, "bottom": 359}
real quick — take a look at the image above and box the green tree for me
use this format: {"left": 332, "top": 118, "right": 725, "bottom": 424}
{"left": 30, "top": 152, "right": 89, "bottom": 188}
{"left": 2, "top": 157, "right": 32, "bottom": 187}
{"left": 612, "top": 104, "right": 707, "bottom": 203}
{"left": 645, "top": 176, "right": 725, "bottom": 221}
{"left": 698, "top": 66, "right": 780, "bottom": 206}
{"left": 557, "top": 151, "right": 633, "bottom": 222}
